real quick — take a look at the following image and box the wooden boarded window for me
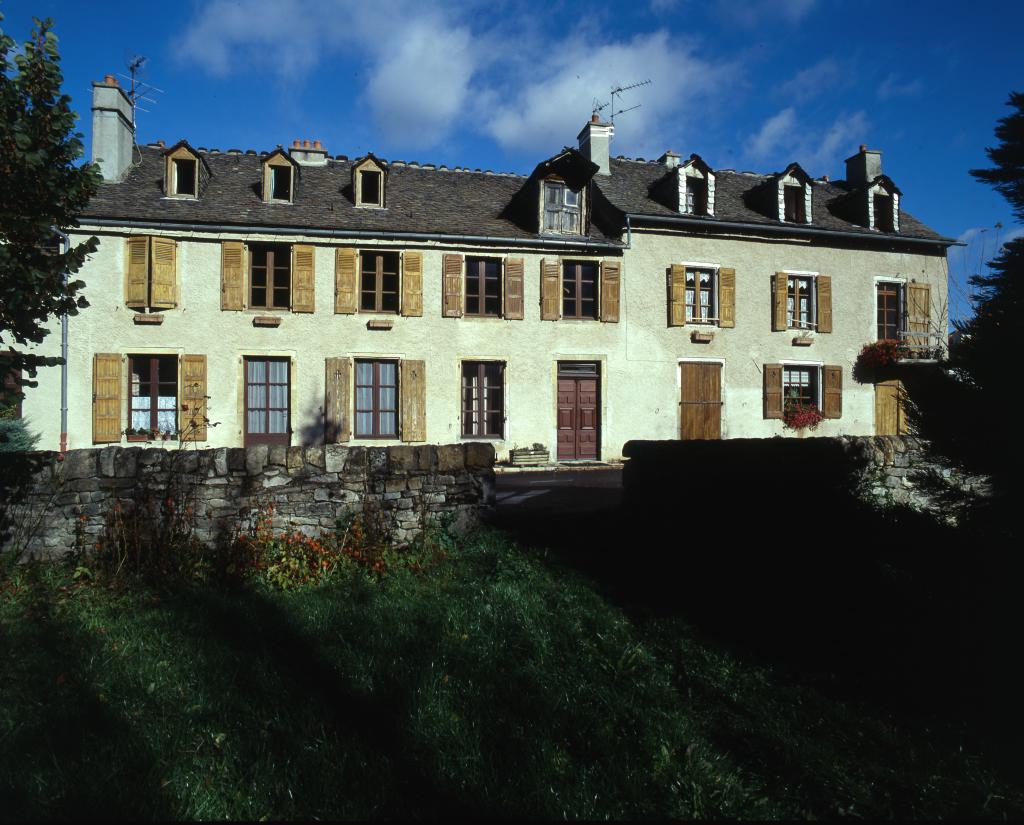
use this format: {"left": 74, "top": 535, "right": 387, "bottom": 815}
{"left": 877, "top": 282, "right": 904, "bottom": 342}
{"left": 562, "top": 261, "right": 598, "bottom": 320}
{"left": 680, "top": 362, "right": 722, "bottom": 440}
{"left": 125, "top": 236, "right": 177, "bottom": 310}
{"left": 354, "top": 360, "right": 398, "bottom": 438}
{"left": 92, "top": 353, "right": 122, "bottom": 444}
{"left": 221, "top": 241, "right": 245, "bottom": 311}
{"left": 401, "top": 251, "right": 423, "bottom": 317}
{"left": 462, "top": 361, "right": 504, "bottom": 438}
{"left": 465, "top": 257, "right": 502, "bottom": 317}
{"left": 245, "top": 357, "right": 290, "bottom": 446}
{"left": 361, "top": 251, "right": 400, "bottom": 313}
{"left": 249, "top": 243, "right": 291, "bottom": 310}
{"left": 325, "top": 357, "right": 351, "bottom": 443}
{"left": 600, "top": 260, "right": 620, "bottom": 323}
{"left": 503, "top": 258, "right": 524, "bottom": 320}
{"left": 128, "top": 355, "right": 177, "bottom": 437}
{"left": 543, "top": 180, "right": 581, "bottom": 234}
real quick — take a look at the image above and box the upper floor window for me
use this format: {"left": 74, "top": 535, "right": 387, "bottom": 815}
{"left": 250, "top": 243, "right": 291, "bottom": 310}
{"left": 543, "top": 181, "right": 581, "bottom": 234}
{"left": 783, "top": 365, "right": 819, "bottom": 408}
{"left": 271, "top": 166, "right": 292, "bottom": 201}
{"left": 684, "top": 177, "right": 708, "bottom": 216}
{"left": 359, "top": 170, "right": 382, "bottom": 206}
{"left": 465, "top": 257, "right": 502, "bottom": 317}
{"left": 172, "top": 158, "right": 197, "bottom": 197}
{"left": 354, "top": 155, "right": 387, "bottom": 208}
{"left": 562, "top": 260, "right": 598, "bottom": 320}
{"left": 787, "top": 275, "right": 815, "bottom": 329}
{"left": 685, "top": 268, "right": 716, "bottom": 323}
{"left": 876, "top": 282, "right": 905, "bottom": 342}
{"left": 262, "top": 151, "right": 296, "bottom": 204}
{"left": 873, "top": 194, "right": 894, "bottom": 232}
{"left": 783, "top": 185, "right": 805, "bottom": 223}
{"left": 360, "top": 250, "right": 400, "bottom": 313}
{"left": 163, "top": 142, "right": 205, "bottom": 199}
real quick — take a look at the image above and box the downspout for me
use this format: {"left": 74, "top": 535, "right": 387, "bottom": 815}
{"left": 54, "top": 229, "right": 71, "bottom": 457}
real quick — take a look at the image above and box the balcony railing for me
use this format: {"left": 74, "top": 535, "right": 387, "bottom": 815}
{"left": 897, "top": 329, "right": 944, "bottom": 360}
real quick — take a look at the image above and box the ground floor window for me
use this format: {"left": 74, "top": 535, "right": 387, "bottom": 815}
{"left": 355, "top": 359, "right": 398, "bottom": 438}
{"left": 129, "top": 355, "right": 177, "bottom": 436}
{"left": 783, "top": 365, "right": 818, "bottom": 408}
{"left": 245, "top": 357, "right": 290, "bottom": 445}
{"left": 462, "top": 361, "right": 504, "bottom": 438}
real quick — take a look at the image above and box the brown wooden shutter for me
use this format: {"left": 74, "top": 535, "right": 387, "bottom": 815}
{"left": 875, "top": 378, "right": 905, "bottom": 436}
{"left": 669, "top": 264, "right": 687, "bottom": 326}
{"left": 291, "top": 244, "right": 315, "bottom": 313}
{"left": 400, "top": 359, "right": 426, "bottom": 442}
{"left": 401, "top": 251, "right": 423, "bottom": 317}
{"left": 220, "top": 241, "right": 245, "bottom": 311}
{"left": 442, "top": 254, "right": 463, "bottom": 317}
{"left": 540, "top": 258, "right": 560, "bottom": 320}
{"left": 822, "top": 365, "right": 842, "bottom": 419}
{"left": 149, "top": 237, "right": 177, "bottom": 309}
{"left": 504, "top": 257, "right": 524, "bottom": 320}
{"left": 600, "top": 260, "right": 621, "bottom": 323}
{"left": 773, "top": 271, "right": 788, "bottom": 331}
{"left": 335, "top": 248, "right": 358, "bottom": 314}
{"left": 816, "top": 274, "right": 832, "bottom": 333}
{"left": 125, "top": 236, "right": 149, "bottom": 309}
{"left": 763, "top": 364, "right": 783, "bottom": 420}
{"left": 324, "top": 356, "right": 351, "bottom": 443}
{"left": 908, "top": 282, "right": 931, "bottom": 353}
{"left": 718, "top": 267, "right": 736, "bottom": 328}
{"left": 92, "top": 353, "right": 122, "bottom": 443}
{"left": 181, "top": 354, "right": 208, "bottom": 441}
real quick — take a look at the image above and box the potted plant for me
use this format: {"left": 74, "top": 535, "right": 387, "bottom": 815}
{"left": 782, "top": 401, "right": 823, "bottom": 434}
{"left": 510, "top": 442, "right": 550, "bottom": 466}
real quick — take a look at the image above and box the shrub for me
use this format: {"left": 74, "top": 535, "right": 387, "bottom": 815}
{"left": 0, "top": 416, "right": 38, "bottom": 452}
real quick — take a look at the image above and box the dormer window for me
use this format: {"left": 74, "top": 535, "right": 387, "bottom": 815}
{"left": 173, "top": 158, "right": 196, "bottom": 196}
{"left": 360, "top": 170, "right": 382, "bottom": 206}
{"left": 543, "top": 180, "right": 581, "bottom": 234}
{"left": 271, "top": 166, "right": 291, "bottom": 201}
{"left": 677, "top": 155, "right": 715, "bottom": 217}
{"left": 163, "top": 141, "right": 206, "bottom": 199}
{"left": 262, "top": 151, "right": 297, "bottom": 204}
{"left": 353, "top": 155, "right": 387, "bottom": 208}
{"left": 685, "top": 177, "right": 707, "bottom": 215}
{"left": 784, "top": 185, "right": 805, "bottom": 222}
{"left": 873, "top": 194, "right": 893, "bottom": 232}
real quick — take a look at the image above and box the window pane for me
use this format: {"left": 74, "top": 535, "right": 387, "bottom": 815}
{"left": 269, "top": 384, "right": 288, "bottom": 410}
{"left": 248, "top": 359, "right": 266, "bottom": 383}
{"left": 356, "top": 387, "right": 373, "bottom": 411}
{"left": 356, "top": 362, "right": 373, "bottom": 384}
{"left": 379, "top": 362, "right": 396, "bottom": 384}
{"left": 545, "top": 210, "right": 560, "bottom": 230}
{"left": 268, "top": 360, "right": 288, "bottom": 383}
{"left": 379, "top": 386, "right": 396, "bottom": 412}
{"left": 268, "top": 409, "right": 288, "bottom": 434}
{"left": 356, "top": 412, "right": 373, "bottom": 436}
{"left": 379, "top": 412, "right": 396, "bottom": 437}
{"left": 546, "top": 184, "right": 562, "bottom": 204}
{"left": 248, "top": 383, "right": 266, "bottom": 411}
{"left": 248, "top": 410, "right": 265, "bottom": 434}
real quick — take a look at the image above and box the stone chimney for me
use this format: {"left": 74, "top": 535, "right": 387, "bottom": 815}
{"left": 289, "top": 138, "right": 329, "bottom": 166}
{"left": 845, "top": 144, "right": 882, "bottom": 188}
{"left": 658, "top": 150, "right": 680, "bottom": 169}
{"left": 91, "top": 75, "right": 134, "bottom": 181}
{"left": 577, "top": 113, "right": 613, "bottom": 176}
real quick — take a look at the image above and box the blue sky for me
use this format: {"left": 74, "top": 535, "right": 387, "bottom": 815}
{"left": 4, "top": 0, "right": 1023, "bottom": 321}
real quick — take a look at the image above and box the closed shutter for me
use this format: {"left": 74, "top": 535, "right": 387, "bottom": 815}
{"left": 400, "top": 359, "right": 426, "bottom": 442}
{"left": 600, "top": 260, "right": 621, "bottom": 323}
{"left": 763, "top": 364, "right": 783, "bottom": 420}
{"left": 92, "top": 353, "right": 122, "bottom": 443}
{"left": 540, "top": 258, "right": 560, "bottom": 320}
{"left": 816, "top": 274, "right": 832, "bottom": 333}
{"left": 875, "top": 378, "right": 906, "bottom": 436}
{"left": 669, "top": 264, "right": 687, "bottom": 326}
{"left": 220, "top": 241, "right": 245, "bottom": 311}
{"left": 504, "top": 257, "right": 525, "bottom": 320}
{"left": 442, "top": 254, "right": 463, "bottom": 317}
{"left": 325, "top": 356, "right": 351, "bottom": 443}
{"left": 291, "top": 244, "right": 316, "bottom": 313}
{"left": 822, "top": 365, "right": 842, "bottom": 419}
{"left": 125, "top": 236, "right": 149, "bottom": 309}
{"left": 335, "top": 248, "right": 358, "bottom": 314}
{"left": 718, "top": 267, "right": 736, "bottom": 328}
{"left": 908, "top": 282, "right": 931, "bottom": 353}
{"left": 150, "top": 237, "right": 177, "bottom": 309}
{"left": 181, "top": 354, "right": 208, "bottom": 441}
{"left": 402, "top": 251, "right": 423, "bottom": 317}
{"left": 773, "top": 271, "right": 788, "bottom": 331}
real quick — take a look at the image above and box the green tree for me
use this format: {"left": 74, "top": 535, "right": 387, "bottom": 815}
{"left": 0, "top": 13, "right": 100, "bottom": 411}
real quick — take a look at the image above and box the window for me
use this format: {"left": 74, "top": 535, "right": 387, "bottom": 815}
{"left": 876, "top": 282, "right": 904, "bottom": 342}
{"left": 249, "top": 243, "right": 291, "bottom": 309}
{"left": 271, "top": 165, "right": 292, "bottom": 201}
{"left": 465, "top": 257, "right": 502, "bottom": 317}
{"left": 129, "top": 355, "right": 177, "bottom": 436}
{"left": 685, "top": 177, "right": 708, "bottom": 216}
{"left": 783, "top": 365, "right": 819, "bottom": 408}
{"left": 783, "top": 185, "right": 805, "bottom": 222}
{"left": 462, "top": 361, "right": 504, "bottom": 438}
{"left": 360, "top": 251, "right": 400, "bottom": 313}
{"left": 245, "top": 357, "right": 290, "bottom": 446}
{"left": 543, "top": 181, "right": 581, "bottom": 234}
{"left": 562, "top": 260, "right": 598, "bottom": 319}
{"left": 359, "top": 170, "right": 382, "bottom": 206}
{"left": 685, "top": 268, "right": 715, "bottom": 322}
{"left": 787, "top": 275, "right": 815, "bottom": 329}
{"left": 355, "top": 360, "right": 398, "bottom": 438}
{"left": 874, "top": 194, "right": 894, "bottom": 232}
{"left": 172, "top": 158, "right": 197, "bottom": 197}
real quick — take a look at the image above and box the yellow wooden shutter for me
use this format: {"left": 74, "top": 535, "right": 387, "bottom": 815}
{"left": 908, "top": 282, "right": 931, "bottom": 353}
{"left": 325, "top": 356, "right": 351, "bottom": 443}
{"left": 402, "top": 251, "right": 424, "bottom": 317}
{"left": 125, "top": 236, "right": 149, "bottom": 309}
{"left": 763, "top": 364, "right": 783, "bottom": 420}
{"left": 335, "top": 248, "right": 358, "bottom": 314}
{"left": 540, "top": 258, "right": 560, "bottom": 320}
{"left": 181, "top": 354, "right": 208, "bottom": 441}
{"left": 504, "top": 258, "right": 524, "bottom": 320}
{"left": 442, "top": 254, "right": 463, "bottom": 317}
{"left": 822, "top": 365, "right": 842, "bottom": 419}
{"left": 669, "top": 264, "right": 687, "bottom": 326}
{"left": 600, "top": 260, "right": 621, "bottom": 323}
{"left": 290, "top": 244, "right": 316, "bottom": 313}
{"left": 400, "top": 359, "right": 426, "bottom": 442}
{"left": 875, "top": 378, "right": 906, "bottom": 436}
{"left": 773, "top": 271, "right": 788, "bottom": 331}
{"left": 92, "top": 353, "right": 122, "bottom": 443}
{"left": 816, "top": 274, "right": 833, "bottom": 333}
{"left": 150, "top": 236, "right": 177, "bottom": 309}
{"left": 718, "top": 267, "right": 736, "bottom": 328}
{"left": 220, "top": 241, "right": 245, "bottom": 311}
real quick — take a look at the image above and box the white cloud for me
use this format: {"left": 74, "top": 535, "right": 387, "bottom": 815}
{"left": 878, "top": 73, "right": 924, "bottom": 100}
{"left": 778, "top": 58, "right": 847, "bottom": 103}
{"left": 745, "top": 107, "right": 797, "bottom": 160}
{"left": 744, "top": 108, "right": 868, "bottom": 176}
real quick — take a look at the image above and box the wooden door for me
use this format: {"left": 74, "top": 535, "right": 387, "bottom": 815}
{"left": 557, "top": 364, "right": 600, "bottom": 460}
{"left": 875, "top": 378, "right": 906, "bottom": 435}
{"left": 680, "top": 362, "right": 722, "bottom": 440}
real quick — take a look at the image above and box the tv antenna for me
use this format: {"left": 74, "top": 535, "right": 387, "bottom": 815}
{"left": 592, "top": 79, "right": 652, "bottom": 125}
{"left": 118, "top": 54, "right": 163, "bottom": 130}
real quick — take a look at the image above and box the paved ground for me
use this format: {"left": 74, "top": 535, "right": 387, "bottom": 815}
{"left": 493, "top": 468, "right": 622, "bottom": 514}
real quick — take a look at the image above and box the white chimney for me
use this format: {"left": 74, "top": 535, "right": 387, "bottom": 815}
{"left": 845, "top": 144, "right": 882, "bottom": 188}
{"left": 577, "top": 113, "right": 613, "bottom": 176}
{"left": 91, "top": 75, "right": 134, "bottom": 181}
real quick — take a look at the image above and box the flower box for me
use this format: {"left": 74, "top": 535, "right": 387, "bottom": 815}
{"left": 510, "top": 446, "right": 550, "bottom": 466}
{"left": 690, "top": 330, "right": 714, "bottom": 344}
{"left": 792, "top": 336, "right": 813, "bottom": 347}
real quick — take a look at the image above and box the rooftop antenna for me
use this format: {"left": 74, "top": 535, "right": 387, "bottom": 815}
{"left": 118, "top": 54, "right": 163, "bottom": 130}
{"left": 602, "top": 79, "right": 651, "bottom": 125}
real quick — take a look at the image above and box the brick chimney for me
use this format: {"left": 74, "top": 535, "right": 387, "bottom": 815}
{"left": 91, "top": 75, "right": 134, "bottom": 181}
{"left": 845, "top": 144, "right": 882, "bottom": 188}
{"left": 577, "top": 112, "right": 613, "bottom": 176}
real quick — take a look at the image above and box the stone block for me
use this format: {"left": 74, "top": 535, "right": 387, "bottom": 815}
{"left": 407, "top": 476, "right": 424, "bottom": 491}
{"left": 267, "top": 445, "right": 287, "bottom": 467}
{"left": 62, "top": 449, "right": 97, "bottom": 480}
{"left": 305, "top": 446, "right": 325, "bottom": 470}
{"left": 385, "top": 479, "right": 406, "bottom": 493}
{"left": 314, "top": 488, "right": 332, "bottom": 502}
{"left": 383, "top": 491, "right": 402, "bottom": 501}
{"left": 389, "top": 445, "right": 417, "bottom": 471}
{"left": 345, "top": 446, "right": 366, "bottom": 473}
{"left": 287, "top": 446, "right": 305, "bottom": 470}
{"left": 437, "top": 444, "right": 464, "bottom": 473}
{"left": 263, "top": 475, "right": 291, "bottom": 489}
{"left": 99, "top": 446, "right": 118, "bottom": 477}
{"left": 415, "top": 445, "right": 436, "bottom": 471}
{"left": 246, "top": 445, "right": 269, "bottom": 475}
{"left": 324, "top": 445, "right": 348, "bottom": 473}
{"left": 465, "top": 441, "right": 496, "bottom": 469}
{"left": 139, "top": 448, "right": 165, "bottom": 466}
{"left": 213, "top": 448, "right": 229, "bottom": 477}
{"left": 367, "top": 447, "right": 388, "bottom": 476}
{"left": 226, "top": 448, "right": 246, "bottom": 471}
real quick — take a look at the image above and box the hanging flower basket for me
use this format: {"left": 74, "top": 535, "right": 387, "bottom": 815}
{"left": 857, "top": 340, "right": 906, "bottom": 370}
{"left": 783, "top": 402, "right": 823, "bottom": 432}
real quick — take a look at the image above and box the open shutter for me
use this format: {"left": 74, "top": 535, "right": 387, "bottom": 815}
{"left": 220, "top": 241, "right": 245, "bottom": 311}
{"left": 600, "top": 260, "right": 621, "bottom": 323}
{"left": 816, "top": 275, "right": 832, "bottom": 333}
{"left": 400, "top": 359, "right": 426, "bottom": 442}
{"left": 181, "top": 354, "right": 208, "bottom": 441}
{"left": 718, "top": 267, "right": 736, "bottom": 328}
{"left": 325, "top": 356, "right": 351, "bottom": 443}
{"left": 125, "top": 236, "right": 149, "bottom": 309}
{"left": 763, "top": 364, "right": 783, "bottom": 420}
{"left": 291, "top": 244, "right": 315, "bottom": 313}
{"left": 150, "top": 237, "right": 177, "bottom": 309}
{"left": 540, "top": 259, "right": 560, "bottom": 320}
{"left": 402, "top": 251, "right": 423, "bottom": 317}
{"left": 442, "top": 254, "right": 463, "bottom": 317}
{"left": 669, "top": 264, "right": 687, "bottom": 326}
{"left": 335, "top": 248, "right": 358, "bottom": 314}
{"left": 504, "top": 257, "right": 524, "bottom": 320}
{"left": 822, "top": 365, "right": 842, "bottom": 419}
{"left": 907, "top": 282, "right": 931, "bottom": 353}
{"left": 773, "top": 272, "right": 788, "bottom": 331}
{"left": 92, "top": 353, "right": 122, "bottom": 443}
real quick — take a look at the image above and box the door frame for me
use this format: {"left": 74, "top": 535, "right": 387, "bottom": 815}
{"left": 555, "top": 360, "right": 601, "bottom": 461}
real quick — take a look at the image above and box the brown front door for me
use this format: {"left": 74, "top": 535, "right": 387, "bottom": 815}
{"left": 557, "top": 362, "right": 600, "bottom": 460}
{"left": 680, "top": 362, "right": 722, "bottom": 440}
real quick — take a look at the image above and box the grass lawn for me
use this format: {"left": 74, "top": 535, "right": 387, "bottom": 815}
{"left": 2, "top": 527, "right": 1021, "bottom": 820}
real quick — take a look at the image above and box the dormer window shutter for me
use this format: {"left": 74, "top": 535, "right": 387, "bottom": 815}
{"left": 401, "top": 251, "right": 423, "bottom": 317}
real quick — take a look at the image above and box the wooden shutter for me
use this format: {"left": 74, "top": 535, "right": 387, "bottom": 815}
{"left": 816, "top": 274, "right": 832, "bottom": 333}
{"left": 402, "top": 251, "right": 423, "bottom": 317}
{"left": 773, "top": 272, "right": 788, "bottom": 331}
{"left": 291, "top": 244, "right": 315, "bottom": 313}
{"left": 335, "top": 248, "right": 358, "bottom": 314}
{"left": 718, "top": 267, "right": 736, "bottom": 328}
{"left": 400, "top": 359, "right": 426, "bottom": 442}
{"left": 442, "top": 254, "right": 463, "bottom": 317}
{"left": 540, "top": 258, "right": 560, "bottom": 320}
{"left": 875, "top": 378, "right": 906, "bottom": 436}
{"left": 92, "top": 353, "right": 122, "bottom": 443}
{"left": 669, "top": 264, "right": 687, "bottom": 326}
{"left": 908, "top": 282, "right": 931, "bottom": 353}
{"left": 325, "top": 356, "right": 351, "bottom": 443}
{"left": 125, "top": 236, "right": 149, "bottom": 309}
{"left": 504, "top": 257, "right": 524, "bottom": 320}
{"left": 822, "top": 365, "right": 842, "bottom": 419}
{"left": 763, "top": 364, "right": 783, "bottom": 420}
{"left": 600, "top": 260, "right": 621, "bottom": 323}
{"left": 181, "top": 354, "right": 208, "bottom": 441}
{"left": 149, "top": 237, "right": 177, "bottom": 309}
{"left": 220, "top": 241, "right": 245, "bottom": 311}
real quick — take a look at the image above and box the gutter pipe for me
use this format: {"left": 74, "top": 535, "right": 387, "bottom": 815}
{"left": 54, "top": 229, "right": 71, "bottom": 457}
